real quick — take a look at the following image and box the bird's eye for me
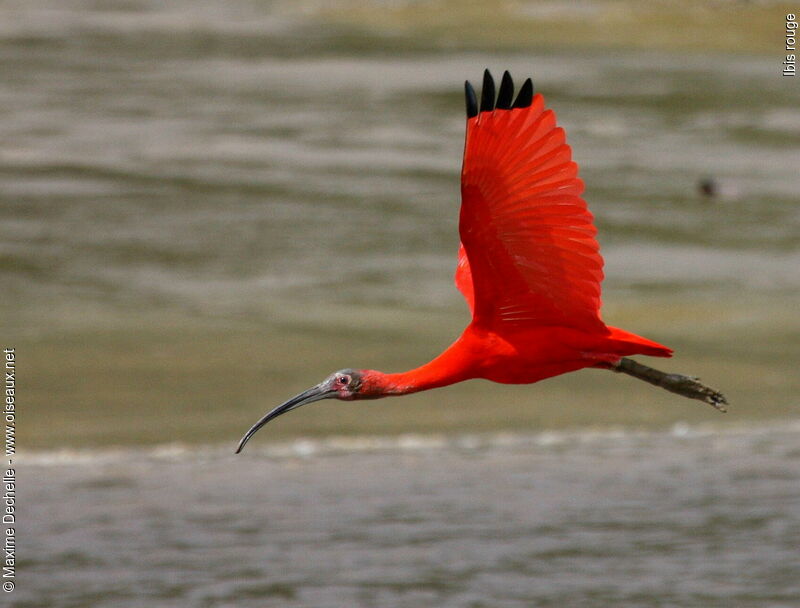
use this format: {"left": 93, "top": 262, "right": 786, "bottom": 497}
{"left": 337, "top": 376, "right": 349, "bottom": 385}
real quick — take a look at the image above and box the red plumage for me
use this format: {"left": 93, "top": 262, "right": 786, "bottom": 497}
{"left": 234, "top": 70, "right": 728, "bottom": 456}
{"left": 382, "top": 75, "right": 672, "bottom": 393}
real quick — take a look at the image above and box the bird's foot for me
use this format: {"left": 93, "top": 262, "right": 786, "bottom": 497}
{"left": 661, "top": 373, "right": 728, "bottom": 413}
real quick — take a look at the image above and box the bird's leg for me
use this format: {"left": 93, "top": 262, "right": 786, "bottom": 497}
{"left": 609, "top": 357, "right": 728, "bottom": 412}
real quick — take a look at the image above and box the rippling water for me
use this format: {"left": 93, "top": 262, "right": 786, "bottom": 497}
{"left": 18, "top": 424, "right": 800, "bottom": 607}
{"left": 3, "top": 2, "right": 799, "bottom": 449}
{"left": 4, "top": 3, "right": 800, "bottom": 605}
{"left": 3, "top": 2, "right": 798, "bottom": 321}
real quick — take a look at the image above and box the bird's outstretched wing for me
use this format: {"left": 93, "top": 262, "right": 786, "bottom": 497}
{"left": 456, "top": 70, "right": 605, "bottom": 333}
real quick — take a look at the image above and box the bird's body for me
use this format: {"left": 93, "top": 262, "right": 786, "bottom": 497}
{"left": 236, "top": 69, "right": 727, "bottom": 453}
{"left": 362, "top": 323, "right": 670, "bottom": 396}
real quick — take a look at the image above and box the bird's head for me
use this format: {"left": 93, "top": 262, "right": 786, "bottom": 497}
{"left": 235, "top": 368, "right": 384, "bottom": 453}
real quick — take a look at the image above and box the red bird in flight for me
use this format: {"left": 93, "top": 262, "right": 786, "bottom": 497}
{"left": 236, "top": 70, "right": 726, "bottom": 453}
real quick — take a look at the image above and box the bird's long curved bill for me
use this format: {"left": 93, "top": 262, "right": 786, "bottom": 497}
{"left": 235, "top": 385, "right": 334, "bottom": 454}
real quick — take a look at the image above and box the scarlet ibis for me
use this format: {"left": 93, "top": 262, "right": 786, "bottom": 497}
{"left": 236, "top": 70, "right": 727, "bottom": 454}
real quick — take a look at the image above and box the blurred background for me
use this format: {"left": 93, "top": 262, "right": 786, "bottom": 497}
{"left": 5, "top": 1, "right": 800, "bottom": 606}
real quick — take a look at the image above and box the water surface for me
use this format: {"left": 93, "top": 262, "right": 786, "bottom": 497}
{"left": 2, "top": 2, "right": 799, "bottom": 448}
{"left": 4, "top": 3, "right": 800, "bottom": 606}
{"left": 17, "top": 423, "right": 800, "bottom": 607}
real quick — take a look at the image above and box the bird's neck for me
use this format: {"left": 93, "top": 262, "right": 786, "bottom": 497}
{"left": 365, "top": 334, "right": 479, "bottom": 396}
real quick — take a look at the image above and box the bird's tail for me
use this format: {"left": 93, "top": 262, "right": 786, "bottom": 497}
{"left": 605, "top": 326, "right": 673, "bottom": 358}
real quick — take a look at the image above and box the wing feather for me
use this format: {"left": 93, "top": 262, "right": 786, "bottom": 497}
{"left": 455, "top": 71, "right": 605, "bottom": 332}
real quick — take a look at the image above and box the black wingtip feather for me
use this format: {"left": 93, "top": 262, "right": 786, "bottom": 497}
{"left": 464, "top": 81, "right": 478, "bottom": 118}
{"left": 479, "top": 69, "right": 495, "bottom": 113}
{"left": 496, "top": 71, "right": 514, "bottom": 109}
{"left": 470, "top": 70, "right": 533, "bottom": 115}
{"left": 512, "top": 78, "right": 533, "bottom": 108}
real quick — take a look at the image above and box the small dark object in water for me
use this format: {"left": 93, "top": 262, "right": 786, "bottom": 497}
{"left": 698, "top": 177, "right": 718, "bottom": 199}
